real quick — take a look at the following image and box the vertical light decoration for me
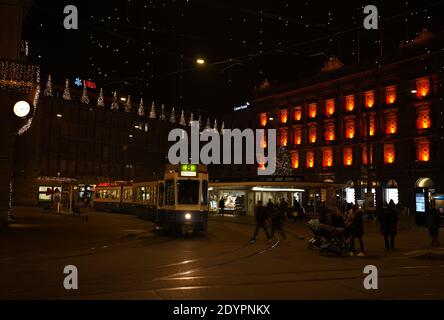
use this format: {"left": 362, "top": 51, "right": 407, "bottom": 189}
{"left": 345, "top": 94, "right": 355, "bottom": 112}
{"left": 308, "top": 103, "right": 317, "bottom": 119}
{"left": 291, "top": 152, "right": 300, "bottom": 169}
{"left": 325, "top": 99, "right": 335, "bottom": 117}
{"left": 385, "top": 85, "right": 397, "bottom": 105}
{"left": 306, "top": 151, "right": 315, "bottom": 168}
{"left": 343, "top": 147, "right": 353, "bottom": 166}
{"left": 385, "top": 113, "right": 397, "bottom": 135}
{"left": 322, "top": 148, "right": 333, "bottom": 167}
{"left": 293, "top": 126, "right": 302, "bottom": 145}
{"left": 364, "top": 90, "right": 375, "bottom": 109}
{"left": 280, "top": 128, "right": 288, "bottom": 147}
{"left": 324, "top": 122, "right": 335, "bottom": 141}
{"left": 416, "top": 108, "right": 431, "bottom": 129}
{"left": 362, "top": 144, "right": 373, "bottom": 165}
{"left": 260, "top": 113, "right": 268, "bottom": 126}
{"left": 384, "top": 143, "right": 396, "bottom": 164}
{"left": 416, "top": 78, "right": 430, "bottom": 98}
{"left": 293, "top": 107, "right": 302, "bottom": 121}
{"left": 417, "top": 140, "right": 430, "bottom": 162}
{"left": 345, "top": 118, "right": 355, "bottom": 139}
{"left": 280, "top": 109, "right": 288, "bottom": 124}
{"left": 309, "top": 125, "right": 317, "bottom": 143}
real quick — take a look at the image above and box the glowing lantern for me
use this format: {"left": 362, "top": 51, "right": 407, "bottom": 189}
{"left": 306, "top": 151, "right": 315, "bottom": 168}
{"left": 384, "top": 144, "right": 395, "bottom": 164}
{"left": 294, "top": 127, "right": 302, "bottom": 145}
{"left": 260, "top": 113, "right": 267, "bottom": 127}
{"left": 362, "top": 144, "right": 373, "bottom": 165}
{"left": 309, "top": 126, "right": 317, "bottom": 143}
{"left": 416, "top": 78, "right": 430, "bottom": 98}
{"left": 417, "top": 140, "right": 430, "bottom": 162}
{"left": 322, "top": 148, "right": 333, "bottom": 167}
{"left": 417, "top": 109, "right": 431, "bottom": 129}
{"left": 345, "top": 95, "right": 355, "bottom": 112}
{"left": 385, "top": 114, "right": 397, "bottom": 135}
{"left": 345, "top": 119, "right": 355, "bottom": 139}
{"left": 325, "top": 123, "right": 335, "bottom": 142}
{"left": 280, "top": 128, "right": 288, "bottom": 147}
{"left": 386, "top": 86, "right": 397, "bottom": 105}
{"left": 280, "top": 109, "right": 288, "bottom": 124}
{"left": 291, "top": 152, "right": 300, "bottom": 169}
{"left": 343, "top": 147, "right": 353, "bottom": 166}
{"left": 325, "top": 99, "right": 335, "bottom": 117}
{"left": 365, "top": 91, "right": 375, "bottom": 109}
{"left": 293, "top": 108, "right": 302, "bottom": 121}
{"left": 308, "top": 103, "right": 317, "bottom": 119}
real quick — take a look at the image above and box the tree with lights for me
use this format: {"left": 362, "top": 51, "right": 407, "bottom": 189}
{"left": 124, "top": 95, "right": 131, "bottom": 112}
{"left": 43, "top": 74, "right": 53, "bottom": 97}
{"left": 169, "top": 107, "right": 176, "bottom": 123}
{"left": 188, "top": 112, "right": 194, "bottom": 126}
{"left": 275, "top": 147, "right": 292, "bottom": 176}
{"left": 137, "top": 98, "right": 145, "bottom": 116}
{"left": 179, "top": 110, "right": 186, "bottom": 126}
{"left": 111, "top": 91, "right": 119, "bottom": 110}
{"left": 198, "top": 115, "right": 202, "bottom": 128}
{"left": 213, "top": 119, "right": 218, "bottom": 132}
{"left": 206, "top": 117, "right": 211, "bottom": 129}
{"left": 160, "top": 104, "right": 166, "bottom": 120}
{"left": 149, "top": 102, "right": 156, "bottom": 119}
{"left": 62, "top": 79, "right": 71, "bottom": 100}
{"left": 80, "top": 84, "right": 89, "bottom": 104}
{"left": 220, "top": 121, "right": 225, "bottom": 134}
{"left": 97, "top": 88, "right": 105, "bottom": 107}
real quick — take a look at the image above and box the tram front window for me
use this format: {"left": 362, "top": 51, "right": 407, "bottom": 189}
{"left": 178, "top": 180, "right": 200, "bottom": 205}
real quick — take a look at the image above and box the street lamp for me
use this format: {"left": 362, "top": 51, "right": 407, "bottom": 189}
{"left": 196, "top": 58, "right": 205, "bottom": 65}
{"left": 13, "top": 101, "right": 31, "bottom": 118}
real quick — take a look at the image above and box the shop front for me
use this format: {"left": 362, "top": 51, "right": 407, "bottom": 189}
{"left": 36, "top": 176, "right": 78, "bottom": 213}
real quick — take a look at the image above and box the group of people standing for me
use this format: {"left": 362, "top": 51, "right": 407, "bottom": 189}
{"left": 250, "top": 198, "right": 289, "bottom": 243}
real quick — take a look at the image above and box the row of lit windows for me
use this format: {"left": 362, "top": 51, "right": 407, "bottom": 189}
{"left": 259, "top": 77, "right": 431, "bottom": 127}
{"left": 278, "top": 140, "right": 431, "bottom": 170}
{"left": 274, "top": 109, "right": 431, "bottom": 147}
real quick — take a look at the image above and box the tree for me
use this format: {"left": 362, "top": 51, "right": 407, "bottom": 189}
{"left": 206, "top": 117, "right": 211, "bottom": 129}
{"left": 149, "top": 102, "right": 156, "bottom": 119}
{"left": 179, "top": 110, "right": 186, "bottom": 126}
{"left": 97, "top": 88, "right": 105, "bottom": 107}
{"left": 80, "top": 84, "right": 89, "bottom": 104}
{"left": 44, "top": 74, "right": 53, "bottom": 97}
{"left": 137, "top": 98, "right": 145, "bottom": 116}
{"left": 62, "top": 79, "right": 71, "bottom": 100}
{"left": 159, "top": 104, "right": 166, "bottom": 120}
{"left": 188, "top": 112, "right": 194, "bottom": 126}
{"left": 124, "top": 95, "right": 131, "bottom": 112}
{"left": 111, "top": 91, "right": 119, "bottom": 110}
{"left": 169, "top": 107, "right": 176, "bottom": 123}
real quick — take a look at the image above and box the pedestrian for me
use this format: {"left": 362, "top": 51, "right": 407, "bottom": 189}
{"left": 426, "top": 203, "right": 441, "bottom": 247}
{"left": 218, "top": 197, "right": 225, "bottom": 217}
{"left": 250, "top": 200, "right": 271, "bottom": 243}
{"left": 349, "top": 204, "right": 365, "bottom": 256}
{"left": 378, "top": 200, "right": 399, "bottom": 251}
{"left": 270, "top": 198, "right": 288, "bottom": 242}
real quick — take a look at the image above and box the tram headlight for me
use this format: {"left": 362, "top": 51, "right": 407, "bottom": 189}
{"left": 184, "top": 213, "right": 192, "bottom": 220}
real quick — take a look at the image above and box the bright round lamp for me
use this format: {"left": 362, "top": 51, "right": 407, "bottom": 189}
{"left": 13, "top": 101, "right": 31, "bottom": 118}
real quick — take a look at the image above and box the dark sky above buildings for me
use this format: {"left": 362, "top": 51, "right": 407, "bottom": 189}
{"left": 23, "top": 0, "right": 444, "bottom": 114}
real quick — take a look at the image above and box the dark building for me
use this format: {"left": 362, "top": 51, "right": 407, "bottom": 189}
{"left": 220, "top": 32, "right": 444, "bottom": 223}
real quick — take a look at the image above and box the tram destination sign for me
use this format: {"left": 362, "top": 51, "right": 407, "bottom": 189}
{"left": 180, "top": 164, "right": 197, "bottom": 177}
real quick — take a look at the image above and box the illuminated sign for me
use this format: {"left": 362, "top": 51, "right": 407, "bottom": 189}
{"left": 180, "top": 164, "right": 197, "bottom": 177}
{"left": 74, "top": 77, "right": 97, "bottom": 90}
{"left": 234, "top": 102, "right": 250, "bottom": 111}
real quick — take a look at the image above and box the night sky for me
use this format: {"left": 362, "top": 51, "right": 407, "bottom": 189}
{"left": 22, "top": 0, "right": 444, "bottom": 114}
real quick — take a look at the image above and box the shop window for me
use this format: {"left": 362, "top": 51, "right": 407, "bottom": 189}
{"left": 293, "top": 107, "right": 302, "bottom": 121}
{"left": 416, "top": 78, "right": 430, "bottom": 98}
{"left": 386, "top": 86, "right": 397, "bottom": 105}
{"left": 325, "top": 99, "right": 335, "bottom": 117}
{"left": 260, "top": 113, "right": 267, "bottom": 127}
{"left": 293, "top": 127, "right": 302, "bottom": 145}
{"left": 384, "top": 144, "right": 395, "bottom": 164}
{"left": 416, "top": 109, "right": 431, "bottom": 129}
{"left": 343, "top": 147, "right": 353, "bottom": 166}
{"left": 322, "top": 148, "right": 333, "bottom": 167}
{"left": 308, "top": 103, "right": 317, "bottom": 119}
{"left": 280, "top": 128, "right": 288, "bottom": 147}
{"left": 309, "top": 125, "right": 317, "bottom": 143}
{"left": 291, "top": 152, "right": 299, "bottom": 169}
{"left": 345, "top": 95, "right": 355, "bottom": 112}
{"left": 364, "top": 91, "right": 375, "bottom": 109}
{"left": 385, "top": 113, "right": 397, "bottom": 135}
{"left": 384, "top": 180, "right": 399, "bottom": 205}
{"left": 417, "top": 140, "right": 430, "bottom": 162}
{"left": 324, "top": 123, "right": 335, "bottom": 142}
{"left": 306, "top": 151, "right": 315, "bottom": 168}
{"left": 362, "top": 144, "right": 373, "bottom": 165}
{"left": 280, "top": 109, "right": 288, "bottom": 124}
{"left": 345, "top": 118, "right": 355, "bottom": 139}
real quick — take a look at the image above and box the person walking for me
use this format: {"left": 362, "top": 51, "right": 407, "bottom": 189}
{"left": 270, "top": 198, "right": 288, "bottom": 242}
{"left": 218, "top": 197, "right": 225, "bottom": 217}
{"left": 378, "top": 200, "right": 399, "bottom": 251}
{"left": 349, "top": 204, "right": 365, "bottom": 256}
{"left": 250, "top": 200, "right": 271, "bottom": 243}
{"left": 426, "top": 204, "right": 441, "bottom": 247}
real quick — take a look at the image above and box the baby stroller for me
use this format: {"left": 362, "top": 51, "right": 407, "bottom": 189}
{"left": 306, "top": 219, "right": 350, "bottom": 256}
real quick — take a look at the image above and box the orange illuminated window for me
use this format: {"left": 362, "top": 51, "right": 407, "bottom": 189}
{"left": 345, "top": 95, "right": 355, "bottom": 112}
{"left": 416, "top": 78, "right": 430, "bottom": 98}
{"left": 322, "top": 148, "right": 333, "bottom": 167}
{"left": 324, "top": 123, "right": 335, "bottom": 141}
{"left": 417, "top": 109, "right": 431, "bottom": 129}
{"left": 260, "top": 113, "right": 267, "bottom": 127}
{"left": 386, "top": 86, "right": 397, "bottom": 105}
{"left": 293, "top": 127, "right": 302, "bottom": 145}
{"left": 345, "top": 119, "right": 355, "bottom": 139}
{"left": 417, "top": 140, "right": 430, "bottom": 162}
{"left": 362, "top": 144, "right": 373, "bottom": 165}
{"left": 384, "top": 144, "right": 395, "bottom": 164}
{"left": 325, "top": 99, "right": 335, "bottom": 117}
{"left": 306, "top": 151, "right": 315, "bottom": 168}
{"left": 308, "top": 125, "right": 317, "bottom": 143}
{"left": 343, "top": 147, "right": 353, "bottom": 166}
{"left": 261, "top": 131, "right": 267, "bottom": 148}
{"left": 308, "top": 103, "right": 317, "bottom": 119}
{"left": 365, "top": 91, "right": 375, "bottom": 109}
{"left": 280, "top": 109, "right": 288, "bottom": 124}
{"left": 385, "top": 113, "right": 397, "bottom": 135}
{"left": 280, "top": 128, "right": 288, "bottom": 147}
{"left": 291, "top": 152, "right": 300, "bottom": 169}
{"left": 293, "top": 107, "right": 302, "bottom": 121}
{"left": 365, "top": 115, "right": 376, "bottom": 137}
